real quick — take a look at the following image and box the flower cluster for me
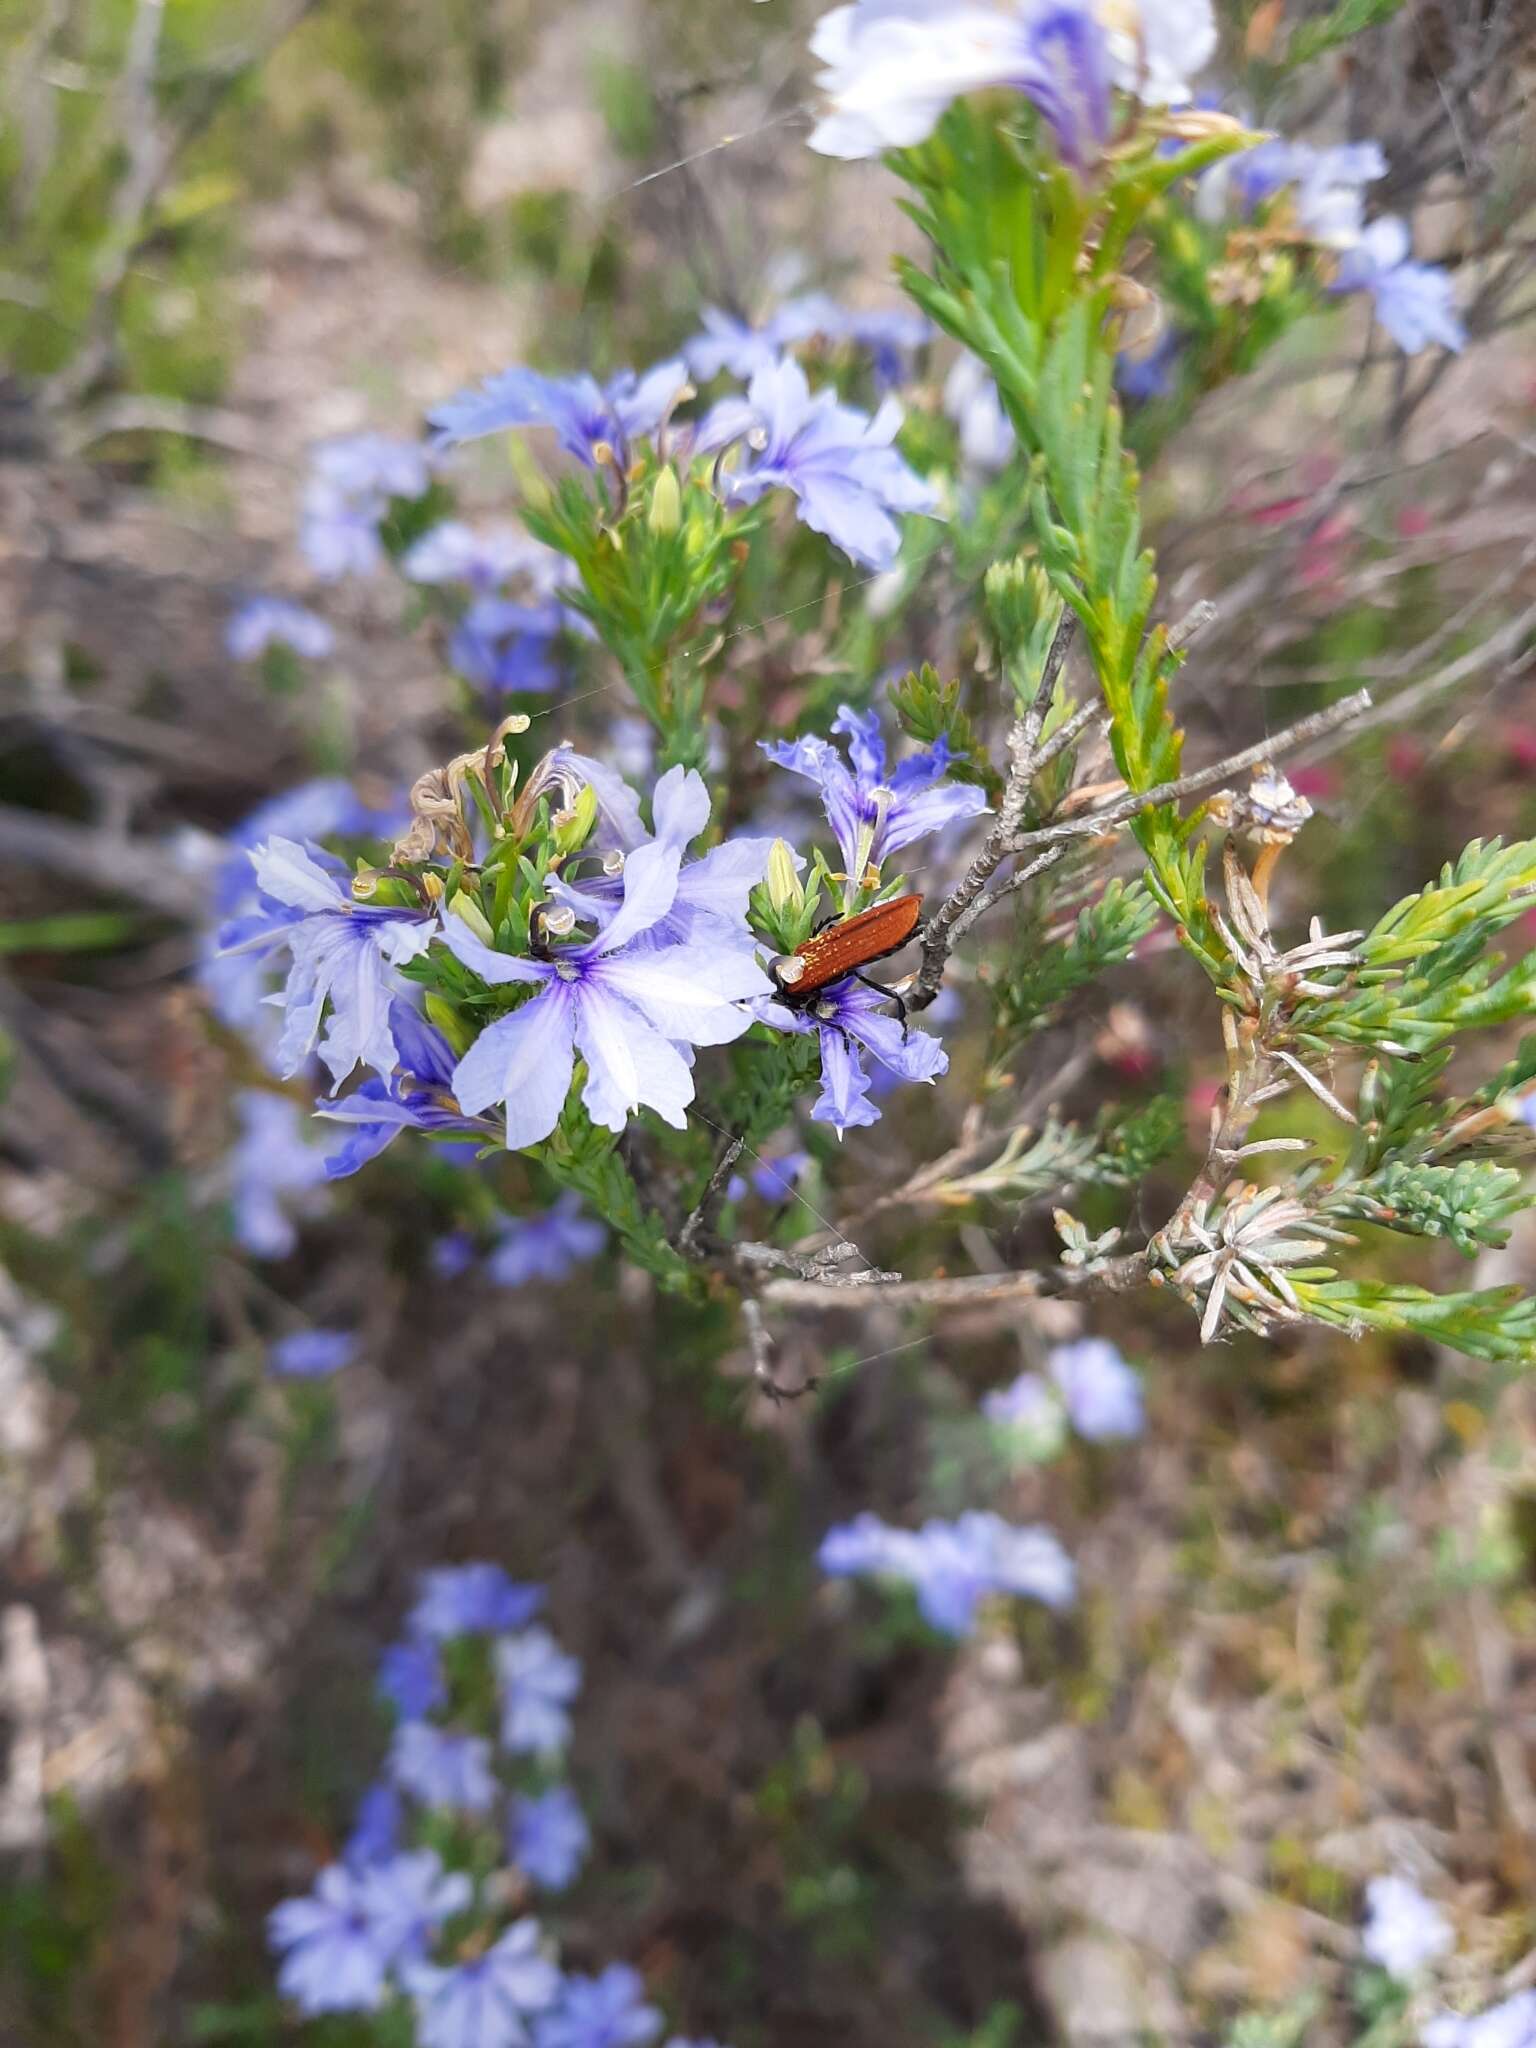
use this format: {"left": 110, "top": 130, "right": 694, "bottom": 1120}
{"left": 1210, "top": 133, "right": 1466, "bottom": 355}
{"left": 270, "top": 1561, "right": 724, "bottom": 2048}
{"left": 818, "top": 1509, "right": 1075, "bottom": 1637}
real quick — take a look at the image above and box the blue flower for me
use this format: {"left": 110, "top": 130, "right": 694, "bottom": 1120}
{"left": 1046, "top": 1338, "right": 1143, "bottom": 1441}
{"left": 1361, "top": 1874, "right": 1453, "bottom": 1982}
{"left": 1423, "top": 1992, "right": 1536, "bottom": 2048}
{"left": 378, "top": 1638, "right": 447, "bottom": 1720}
{"left": 300, "top": 433, "right": 432, "bottom": 582}
{"left": 268, "top": 1850, "right": 469, "bottom": 2016}
{"left": 807, "top": 0, "right": 1200, "bottom": 166}
{"left": 1333, "top": 217, "right": 1465, "bottom": 354}
{"left": 226, "top": 596, "right": 335, "bottom": 662}
{"left": 497, "top": 1628, "right": 582, "bottom": 1755}
{"left": 703, "top": 357, "right": 937, "bottom": 570}
{"left": 344, "top": 1781, "right": 403, "bottom": 1870}
{"left": 486, "top": 1195, "right": 606, "bottom": 1287}
{"left": 405, "top": 1919, "right": 563, "bottom": 2048}
{"left": 428, "top": 360, "right": 688, "bottom": 467}
{"left": 200, "top": 780, "right": 403, "bottom": 1068}
{"left": 819, "top": 1510, "right": 1075, "bottom": 1636}
{"left": 390, "top": 1722, "right": 499, "bottom": 1814}
{"left": 221, "top": 838, "right": 435, "bottom": 1090}
{"left": 409, "top": 1564, "right": 545, "bottom": 1641}
{"left": 450, "top": 596, "right": 568, "bottom": 698}
{"left": 762, "top": 976, "right": 947, "bottom": 1134}
{"left": 318, "top": 1002, "right": 496, "bottom": 1178}
{"left": 536, "top": 1965, "right": 662, "bottom": 2048}
{"left": 438, "top": 841, "right": 771, "bottom": 1152}
{"left": 509, "top": 1786, "right": 590, "bottom": 1890}
{"left": 547, "top": 763, "right": 775, "bottom": 955}
{"left": 761, "top": 702, "right": 988, "bottom": 885}
{"left": 270, "top": 1329, "right": 356, "bottom": 1378}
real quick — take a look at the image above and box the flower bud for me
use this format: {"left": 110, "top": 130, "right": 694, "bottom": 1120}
{"left": 424, "top": 995, "right": 474, "bottom": 1058}
{"left": 648, "top": 465, "right": 682, "bottom": 537}
{"left": 765, "top": 838, "right": 804, "bottom": 914}
{"left": 448, "top": 890, "right": 495, "bottom": 945}
{"left": 551, "top": 781, "right": 598, "bottom": 855}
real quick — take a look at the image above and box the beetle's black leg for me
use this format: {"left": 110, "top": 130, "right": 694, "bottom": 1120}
{"left": 850, "top": 969, "right": 910, "bottom": 1040}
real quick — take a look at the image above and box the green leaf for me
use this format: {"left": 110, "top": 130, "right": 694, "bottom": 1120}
{"left": 1291, "top": 1277, "right": 1536, "bottom": 1368}
{"left": 1323, "top": 1159, "right": 1534, "bottom": 1258}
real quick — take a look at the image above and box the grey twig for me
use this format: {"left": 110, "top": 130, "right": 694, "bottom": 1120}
{"left": 678, "top": 1131, "right": 745, "bottom": 1258}
{"left": 1008, "top": 690, "right": 1374, "bottom": 855}
{"left": 910, "top": 613, "right": 1078, "bottom": 1008}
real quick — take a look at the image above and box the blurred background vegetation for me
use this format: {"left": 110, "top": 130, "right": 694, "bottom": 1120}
{"left": 1, "top": 2, "right": 1534, "bottom": 2045}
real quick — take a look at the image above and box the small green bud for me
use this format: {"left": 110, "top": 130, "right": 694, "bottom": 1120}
{"left": 447, "top": 890, "right": 495, "bottom": 945}
{"left": 648, "top": 464, "right": 682, "bottom": 537}
{"left": 765, "top": 838, "right": 804, "bottom": 914}
{"left": 551, "top": 780, "right": 598, "bottom": 856}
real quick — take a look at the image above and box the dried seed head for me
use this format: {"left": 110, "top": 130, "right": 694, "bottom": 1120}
{"left": 1236, "top": 765, "right": 1313, "bottom": 844}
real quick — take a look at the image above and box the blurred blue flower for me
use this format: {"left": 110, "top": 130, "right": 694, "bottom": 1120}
{"left": 390, "top": 1722, "right": 498, "bottom": 1814}
{"left": 428, "top": 361, "right": 688, "bottom": 467}
{"left": 762, "top": 976, "right": 946, "bottom": 1134}
{"left": 486, "top": 1195, "right": 607, "bottom": 1287}
{"left": 701, "top": 357, "right": 937, "bottom": 570}
{"left": 819, "top": 1509, "right": 1075, "bottom": 1636}
{"left": 269, "top": 1329, "right": 356, "bottom": 1378}
{"left": 981, "top": 1371, "right": 1067, "bottom": 1460}
{"left": 300, "top": 433, "right": 432, "bottom": 582}
{"left": 536, "top": 1964, "right": 662, "bottom": 2048}
{"left": 227, "top": 1089, "right": 331, "bottom": 1259}
{"left": 727, "top": 1140, "right": 812, "bottom": 1205}
{"left": 1423, "top": 1991, "right": 1536, "bottom": 2048}
{"left": 1046, "top": 1338, "right": 1144, "bottom": 1441}
{"left": 1115, "top": 328, "right": 1183, "bottom": 403}
{"left": 509, "top": 1785, "right": 590, "bottom": 1891}
{"left": 344, "top": 1781, "right": 403, "bottom": 1870}
{"left": 806, "top": 0, "right": 1150, "bottom": 167}
{"left": 685, "top": 295, "right": 927, "bottom": 387}
{"left": 433, "top": 1230, "right": 479, "bottom": 1278}
{"left": 319, "top": 1002, "right": 498, "bottom": 1178}
{"left": 762, "top": 701, "right": 988, "bottom": 884}
{"left": 378, "top": 1638, "right": 447, "bottom": 1720}
{"left": 405, "top": 1919, "right": 562, "bottom": 2048}
{"left": 497, "top": 1628, "right": 582, "bottom": 1755}
{"left": 226, "top": 596, "right": 335, "bottom": 662}
{"left": 268, "top": 1850, "right": 468, "bottom": 2016}
{"left": 220, "top": 838, "right": 435, "bottom": 1089}
{"left": 1361, "top": 1874, "right": 1453, "bottom": 1981}
{"left": 1333, "top": 217, "right": 1465, "bottom": 354}
{"left": 403, "top": 521, "right": 561, "bottom": 593}
{"left": 943, "top": 353, "right": 1014, "bottom": 470}
{"left": 409, "top": 1563, "right": 545, "bottom": 1641}
{"left": 450, "top": 596, "right": 568, "bottom": 698}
